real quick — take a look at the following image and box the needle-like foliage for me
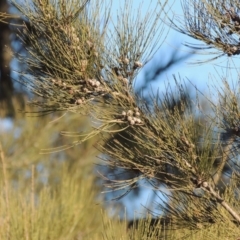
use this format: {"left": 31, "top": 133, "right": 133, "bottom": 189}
{"left": 164, "top": 0, "right": 240, "bottom": 61}
{"left": 3, "top": 0, "right": 240, "bottom": 239}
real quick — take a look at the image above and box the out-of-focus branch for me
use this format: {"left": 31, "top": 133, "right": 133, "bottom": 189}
{"left": 213, "top": 135, "right": 235, "bottom": 186}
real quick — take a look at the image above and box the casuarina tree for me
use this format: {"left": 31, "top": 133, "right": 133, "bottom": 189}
{"left": 2, "top": 0, "right": 240, "bottom": 239}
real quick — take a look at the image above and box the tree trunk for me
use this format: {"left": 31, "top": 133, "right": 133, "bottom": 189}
{"left": 0, "top": 0, "right": 14, "bottom": 117}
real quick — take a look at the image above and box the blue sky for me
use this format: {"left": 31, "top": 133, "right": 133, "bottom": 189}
{"left": 129, "top": 0, "right": 240, "bottom": 94}
{"left": 109, "top": 0, "right": 240, "bottom": 219}
{"left": 2, "top": 0, "right": 240, "bottom": 220}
